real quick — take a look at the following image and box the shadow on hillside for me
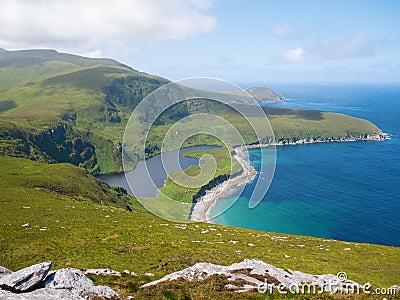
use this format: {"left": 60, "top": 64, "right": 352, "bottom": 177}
{"left": 262, "top": 106, "right": 324, "bottom": 121}
{"left": 0, "top": 100, "right": 17, "bottom": 113}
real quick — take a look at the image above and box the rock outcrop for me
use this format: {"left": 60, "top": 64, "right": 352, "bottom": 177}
{"left": 83, "top": 268, "right": 121, "bottom": 277}
{"left": 44, "top": 268, "right": 118, "bottom": 299}
{"left": 141, "top": 259, "right": 365, "bottom": 293}
{"left": 0, "top": 288, "right": 83, "bottom": 300}
{"left": 0, "top": 263, "right": 119, "bottom": 300}
{"left": 0, "top": 262, "right": 52, "bottom": 292}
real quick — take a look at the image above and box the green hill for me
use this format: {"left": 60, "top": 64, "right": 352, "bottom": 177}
{"left": 0, "top": 48, "right": 130, "bottom": 91}
{"left": 0, "top": 156, "right": 399, "bottom": 299}
{"left": 0, "top": 49, "right": 382, "bottom": 175}
{"left": 0, "top": 50, "right": 168, "bottom": 173}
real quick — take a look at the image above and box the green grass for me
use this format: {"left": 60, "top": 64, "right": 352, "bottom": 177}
{"left": 0, "top": 156, "right": 138, "bottom": 210}
{"left": 159, "top": 147, "right": 240, "bottom": 203}
{"left": 0, "top": 61, "right": 167, "bottom": 173}
{"left": 0, "top": 50, "right": 382, "bottom": 175}
{"left": 0, "top": 49, "right": 126, "bottom": 91}
{"left": 0, "top": 156, "right": 399, "bottom": 299}
{"left": 265, "top": 107, "right": 381, "bottom": 140}
{"left": 144, "top": 104, "right": 381, "bottom": 158}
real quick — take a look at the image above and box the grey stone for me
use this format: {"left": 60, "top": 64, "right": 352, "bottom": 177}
{"left": 45, "top": 268, "right": 118, "bottom": 299}
{"left": 0, "top": 261, "right": 52, "bottom": 292}
{"left": 83, "top": 268, "right": 121, "bottom": 277}
{"left": 0, "top": 288, "right": 84, "bottom": 299}
{"left": 45, "top": 268, "right": 93, "bottom": 290}
{"left": 141, "top": 259, "right": 362, "bottom": 293}
{"left": 123, "top": 270, "right": 137, "bottom": 276}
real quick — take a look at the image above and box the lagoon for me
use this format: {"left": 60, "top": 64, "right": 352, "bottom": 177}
{"left": 99, "top": 146, "right": 215, "bottom": 198}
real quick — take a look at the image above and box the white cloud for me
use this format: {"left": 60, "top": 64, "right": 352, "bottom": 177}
{"left": 272, "top": 22, "right": 291, "bottom": 37}
{"left": 281, "top": 47, "right": 304, "bottom": 62}
{"left": 0, "top": 0, "right": 216, "bottom": 53}
{"left": 279, "top": 33, "right": 374, "bottom": 63}
{"left": 322, "top": 33, "right": 371, "bottom": 58}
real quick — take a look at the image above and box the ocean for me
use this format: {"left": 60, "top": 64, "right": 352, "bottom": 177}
{"left": 210, "top": 83, "right": 400, "bottom": 247}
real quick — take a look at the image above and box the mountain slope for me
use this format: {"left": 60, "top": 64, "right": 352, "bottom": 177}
{"left": 0, "top": 49, "right": 129, "bottom": 91}
{"left": 0, "top": 49, "right": 382, "bottom": 175}
{"left": 0, "top": 50, "right": 169, "bottom": 173}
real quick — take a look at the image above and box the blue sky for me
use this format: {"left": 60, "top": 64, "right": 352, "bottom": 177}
{"left": 130, "top": 0, "right": 400, "bottom": 83}
{"left": 1, "top": 0, "right": 399, "bottom": 83}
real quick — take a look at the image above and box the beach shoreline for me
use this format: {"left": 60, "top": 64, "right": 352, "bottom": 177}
{"left": 189, "top": 146, "right": 258, "bottom": 222}
{"left": 189, "top": 133, "right": 389, "bottom": 223}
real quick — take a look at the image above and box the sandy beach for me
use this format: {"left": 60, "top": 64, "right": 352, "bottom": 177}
{"left": 189, "top": 146, "right": 258, "bottom": 222}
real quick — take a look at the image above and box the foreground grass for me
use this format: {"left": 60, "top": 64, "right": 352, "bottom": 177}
{"left": 0, "top": 156, "right": 399, "bottom": 299}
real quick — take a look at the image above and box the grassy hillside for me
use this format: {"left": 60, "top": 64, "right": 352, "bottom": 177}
{"left": 144, "top": 102, "right": 381, "bottom": 154}
{"left": 0, "top": 49, "right": 382, "bottom": 175}
{"left": 0, "top": 156, "right": 138, "bottom": 211}
{"left": 0, "top": 50, "right": 168, "bottom": 173}
{"left": 0, "top": 156, "right": 399, "bottom": 299}
{"left": 0, "top": 49, "right": 128, "bottom": 91}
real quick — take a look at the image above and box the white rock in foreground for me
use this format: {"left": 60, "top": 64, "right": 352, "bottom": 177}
{"left": 0, "top": 262, "right": 52, "bottom": 292}
{"left": 0, "top": 263, "right": 119, "bottom": 300}
{"left": 0, "top": 288, "right": 83, "bottom": 300}
{"left": 83, "top": 268, "right": 121, "bottom": 277}
{"left": 141, "top": 259, "right": 363, "bottom": 293}
{"left": 44, "top": 268, "right": 118, "bottom": 299}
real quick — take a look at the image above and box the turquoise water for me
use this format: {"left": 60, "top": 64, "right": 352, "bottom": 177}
{"left": 211, "top": 83, "right": 400, "bottom": 247}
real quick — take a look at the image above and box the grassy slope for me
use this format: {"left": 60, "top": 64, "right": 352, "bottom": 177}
{"left": 0, "top": 50, "right": 381, "bottom": 175}
{"left": 0, "top": 52, "right": 168, "bottom": 173}
{"left": 144, "top": 104, "right": 381, "bottom": 160}
{"left": 0, "top": 156, "right": 399, "bottom": 299}
{"left": 0, "top": 49, "right": 126, "bottom": 91}
{"left": 265, "top": 107, "right": 381, "bottom": 140}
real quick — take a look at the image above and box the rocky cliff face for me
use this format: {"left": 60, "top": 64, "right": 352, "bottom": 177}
{"left": 32, "top": 123, "right": 97, "bottom": 171}
{"left": 0, "top": 120, "right": 104, "bottom": 173}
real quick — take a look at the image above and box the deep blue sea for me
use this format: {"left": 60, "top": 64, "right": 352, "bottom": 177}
{"left": 211, "top": 83, "right": 400, "bottom": 247}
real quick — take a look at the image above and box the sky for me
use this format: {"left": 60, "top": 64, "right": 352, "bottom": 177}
{"left": 1, "top": 0, "right": 400, "bottom": 84}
